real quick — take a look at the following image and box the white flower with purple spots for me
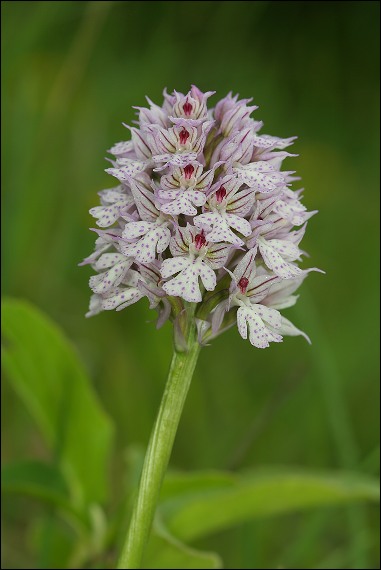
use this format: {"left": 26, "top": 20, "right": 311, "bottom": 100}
{"left": 273, "top": 188, "right": 318, "bottom": 226}
{"left": 161, "top": 226, "right": 231, "bottom": 303}
{"left": 233, "top": 160, "right": 286, "bottom": 193}
{"left": 89, "top": 253, "right": 134, "bottom": 295}
{"left": 120, "top": 178, "right": 171, "bottom": 263}
{"left": 158, "top": 162, "right": 218, "bottom": 216}
{"left": 221, "top": 249, "right": 308, "bottom": 348}
{"left": 168, "top": 85, "right": 215, "bottom": 126}
{"left": 256, "top": 236, "right": 304, "bottom": 279}
{"left": 216, "top": 249, "right": 282, "bottom": 348}
{"left": 121, "top": 219, "right": 171, "bottom": 264}
{"left": 105, "top": 157, "right": 149, "bottom": 181}
{"left": 147, "top": 121, "right": 213, "bottom": 171}
{"left": 194, "top": 175, "right": 254, "bottom": 246}
{"left": 89, "top": 186, "right": 135, "bottom": 228}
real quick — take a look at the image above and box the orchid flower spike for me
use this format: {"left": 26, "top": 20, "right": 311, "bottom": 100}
{"left": 82, "top": 86, "right": 322, "bottom": 348}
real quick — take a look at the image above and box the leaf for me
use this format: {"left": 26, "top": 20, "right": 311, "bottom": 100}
{"left": 159, "top": 469, "right": 380, "bottom": 542}
{"left": 1, "top": 298, "right": 114, "bottom": 507}
{"left": 1, "top": 460, "right": 88, "bottom": 526}
{"left": 143, "top": 517, "right": 222, "bottom": 569}
{"left": 2, "top": 460, "right": 69, "bottom": 506}
{"left": 29, "top": 515, "right": 77, "bottom": 570}
{"left": 160, "top": 470, "right": 235, "bottom": 502}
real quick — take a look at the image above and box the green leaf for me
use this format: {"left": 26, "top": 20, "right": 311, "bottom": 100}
{"left": 160, "top": 470, "right": 235, "bottom": 502}
{"left": 2, "top": 460, "right": 69, "bottom": 506}
{"left": 160, "top": 469, "right": 380, "bottom": 542}
{"left": 143, "top": 517, "right": 222, "bottom": 569}
{"left": 1, "top": 298, "right": 114, "bottom": 507}
{"left": 1, "top": 460, "right": 87, "bottom": 526}
{"left": 29, "top": 515, "right": 77, "bottom": 570}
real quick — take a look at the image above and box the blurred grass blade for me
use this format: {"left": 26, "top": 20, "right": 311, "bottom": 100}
{"left": 143, "top": 516, "right": 222, "bottom": 569}
{"left": 160, "top": 469, "right": 380, "bottom": 542}
{"left": 1, "top": 298, "right": 114, "bottom": 507}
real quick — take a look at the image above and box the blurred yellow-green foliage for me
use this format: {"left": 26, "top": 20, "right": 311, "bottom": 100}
{"left": 1, "top": 1, "right": 380, "bottom": 569}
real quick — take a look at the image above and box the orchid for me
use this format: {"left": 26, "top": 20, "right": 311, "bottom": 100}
{"left": 83, "top": 85, "right": 320, "bottom": 349}
{"left": 194, "top": 175, "right": 254, "bottom": 246}
{"left": 161, "top": 225, "right": 231, "bottom": 302}
{"left": 81, "top": 86, "right": 322, "bottom": 569}
{"left": 157, "top": 162, "right": 216, "bottom": 216}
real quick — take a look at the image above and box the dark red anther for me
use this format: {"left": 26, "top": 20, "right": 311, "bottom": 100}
{"left": 194, "top": 230, "right": 206, "bottom": 250}
{"left": 238, "top": 276, "right": 249, "bottom": 294}
{"left": 216, "top": 185, "right": 227, "bottom": 203}
{"left": 184, "top": 164, "right": 195, "bottom": 179}
{"left": 183, "top": 101, "right": 193, "bottom": 116}
{"left": 179, "top": 128, "right": 190, "bottom": 145}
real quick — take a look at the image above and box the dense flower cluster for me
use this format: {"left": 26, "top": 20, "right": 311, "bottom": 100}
{"left": 81, "top": 86, "right": 322, "bottom": 348}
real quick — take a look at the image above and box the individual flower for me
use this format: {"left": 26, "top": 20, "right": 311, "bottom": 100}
{"left": 161, "top": 225, "right": 231, "bottom": 303}
{"left": 157, "top": 162, "right": 217, "bottom": 216}
{"left": 169, "top": 85, "right": 215, "bottom": 126}
{"left": 194, "top": 175, "right": 254, "bottom": 246}
{"left": 226, "top": 249, "right": 284, "bottom": 349}
{"left": 89, "top": 185, "right": 135, "bottom": 228}
{"left": 232, "top": 160, "right": 286, "bottom": 193}
{"left": 89, "top": 253, "right": 134, "bottom": 295}
{"left": 119, "top": 178, "right": 172, "bottom": 263}
{"left": 146, "top": 121, "right": 213, "bottom": 170}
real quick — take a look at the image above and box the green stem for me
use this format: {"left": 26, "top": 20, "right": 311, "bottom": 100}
{"left": 117, "top": 309, "right": 201, "bottom": 569}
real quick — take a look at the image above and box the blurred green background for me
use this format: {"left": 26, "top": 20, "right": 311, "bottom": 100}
{"left": 1, "top": 1, "right": 380, "bottom": 568}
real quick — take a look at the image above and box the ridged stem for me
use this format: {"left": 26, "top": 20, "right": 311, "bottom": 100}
{"left": 117, "top": 309, "right": 201, "bottom": 569}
